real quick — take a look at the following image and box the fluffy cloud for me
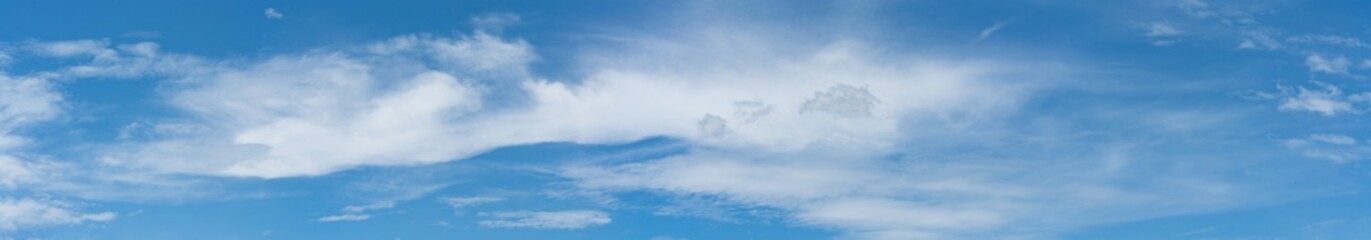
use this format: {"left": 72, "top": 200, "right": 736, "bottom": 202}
{"left": 0, "top": 198, "right": 116, "bottom": 231}
{"left": 38, "top": 18, "right": 1263, "bottom": 238}
{"left": 477, "top": 210, "right": 611, "bottom": 229}
{"left": 96, "top": 32, "right": 541, "bottom": 178}
{"left": 0, "top": 6, "right": 1331, "bottom": 238}
{"left": 550, "top": 18, "right": 1287, "bottom": 239}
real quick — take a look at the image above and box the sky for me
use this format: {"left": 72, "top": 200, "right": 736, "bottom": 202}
{"left": 3, "top": 0, "right": 1371, "bottom": 239}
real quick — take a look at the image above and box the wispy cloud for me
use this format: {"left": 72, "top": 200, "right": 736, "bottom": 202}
{"left": 477, "top": 210, "right": 611, "bottom": 229}
{"left": 315, "top": 214, "right": 370, "bottom": 222}
{"left": 1278, "top": 83, "right": 1356, "bottom": 116}
{"left": 0, "top": 198, "right": 116, "bottom": 231}
{"left": 1144, "top": 22, "right": 1183, "bottom": 37}
{"left": 1306, "top": 53, "right": 1351, "bottom": 74}
{"left": 341, "top": 201, "right": 395, "bottom": 213}
{"left": 973, "top": 19, "right": 1014, "bottom": 43}
{"left": 441, "top": 196, "right": 502, "bottom": 210}
{"left": 1288, "top": 34, "right": 1370, "bottom": 48}
{"left": 1284, "top": 134, "right": 1369, "bottom": 163}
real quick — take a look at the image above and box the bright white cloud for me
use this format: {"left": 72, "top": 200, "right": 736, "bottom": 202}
{"left": 545, "top": 18, "right": 1287, "bottom": 239}
{"left": 1, "top": 8, "right": 1318, "bottom": 239}
{"left": 477, "top": 210, "right": 611, "bottom": 229}
{"left": 105, "top": 54, "right": 487, "bottom": 177}
{"left": 99, "top": 24, "right": 1032, "bottom": 179}
{"left": 47, "top": 20, "right": 1250, "bottom": 238}
{"left": 0, "top": 198, "right": 116, "bottom": 231}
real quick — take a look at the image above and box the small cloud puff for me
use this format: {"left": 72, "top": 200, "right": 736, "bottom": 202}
{"left": 265, "top": 8, "right": 284, "bottom": 19}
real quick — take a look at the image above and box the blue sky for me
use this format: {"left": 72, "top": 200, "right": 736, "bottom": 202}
{"left": 3, "top": 0, "right": 1371, "bottom": 239}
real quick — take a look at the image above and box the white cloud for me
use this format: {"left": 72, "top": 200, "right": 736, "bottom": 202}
{"left": 0, "top": 8, "right": 1314, "bottom": 239}
{"left": 1278, "top": 83, "right": 1354, "bottom": 116}
{"left": 24, "top": 39, "right": 117, "bottom": 60}
{"left": 441, "top": 196, "right": 502, "bottom": 209}
{"left": 121, "top": 31, "right": 161, "bottom": 39}
{"left": 1238, "top": 31, "right": 1281, "bottom": 50}
{"left": 118, "top": 42, "right": 159, "bottom": 57}
{"left": 974, "top": 20, "right": 1013, "bottom": 43}
{"left": 1152, "top": 39, "right": 1181, "bottom": 46}
{"left": 315, "top": 201, "right": 395, "bottom": 223}
{"left": 470, "top": 13, "right": 521, "bottom": 30}
{"left": 264, "top": 8, "right": 284, "bottom": 19}
{"left": 0, "top": 74, "right": 61, "bottom": 131}
{"left": 546, "top": 18, "right": 1278, "bottom": 239}
{"left": 315, "top": 214, "right": 370, "bottom": 222}
{"left": 477, "top": 210, "right": 611, "bottom": 229}
{"left": 1284, "top": 134, "right": 1368, "bottom": 163}
{"left": 1140, "top": 22, "right": 1183, "bottom": 46}
{"left": 0, "top": 72, "right": 63, "bottom": 189}
{"left": 341, "top": 201, "right": 394, "bottom": 213}
{"left": 1175, "top": 0, "right": 1215, "bottom": 18}
{"left": 566, "top": 145, "right": 1253, "bottom": 239}
{"left": 1309, "top": 134, "right": 1357, "bottom": 145}
{"left": 1144, "top": 22, "right": 1183, "bottom": 37}
{"left": 105, "top": 55, "right": 485, "bottom": 177}
{"left": 98, "top": 25, "right": 1031, "bottom": 179}
{"left": 0, "top": 198, "right": 116, "bottom": 231}
{"left": 1306, "top": 53, "right": 1350, "bottom": 74}
{"left": 1288, "top": 35, "right": 1369, "bottom": 48}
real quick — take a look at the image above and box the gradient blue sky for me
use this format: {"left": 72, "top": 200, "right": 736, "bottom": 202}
{"left": 3, "top": 0, "right": 1371, "bottom": 239}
